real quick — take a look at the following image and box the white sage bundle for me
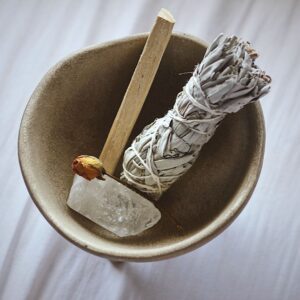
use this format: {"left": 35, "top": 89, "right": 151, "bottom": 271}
{"left": 121, "top": 33, "right": 271, "bottom": 199}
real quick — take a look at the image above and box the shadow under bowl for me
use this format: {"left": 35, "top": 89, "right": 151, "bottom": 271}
{"left": 18, "top": 33, "right": 265, "bottom": 262}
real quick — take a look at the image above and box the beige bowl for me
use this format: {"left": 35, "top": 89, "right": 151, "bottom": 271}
{"left": 18, "top": 33, "right": 265, "bottom": 262}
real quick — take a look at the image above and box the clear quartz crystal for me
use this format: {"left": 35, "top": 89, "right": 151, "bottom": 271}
{"left": 67, "top": 175, "right": 161, "bottom": 237}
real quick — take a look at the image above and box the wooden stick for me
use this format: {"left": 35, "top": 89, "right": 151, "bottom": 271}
{"left": 99, "top": 8, "right": 175, "bottom": 175}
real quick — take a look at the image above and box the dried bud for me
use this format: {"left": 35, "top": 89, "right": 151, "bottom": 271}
{"left": 72, "top": 155, "right": 105, "bottom": 181}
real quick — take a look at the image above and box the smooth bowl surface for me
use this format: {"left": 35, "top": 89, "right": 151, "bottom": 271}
{"left": 19, "top": 33, "right": 265, "bottom": 261}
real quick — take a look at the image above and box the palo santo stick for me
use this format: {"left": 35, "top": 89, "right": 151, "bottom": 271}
{"left": 99, "top": 8, "right": 175, "bottom": 175}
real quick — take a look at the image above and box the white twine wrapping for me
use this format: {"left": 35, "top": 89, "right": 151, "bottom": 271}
{"left": 121, "top": 34, "right": 271, "bottom": 199}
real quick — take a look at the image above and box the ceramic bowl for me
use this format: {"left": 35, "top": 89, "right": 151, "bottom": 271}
{"left": 18, "top": 33, "right": 265, "bottom": 261}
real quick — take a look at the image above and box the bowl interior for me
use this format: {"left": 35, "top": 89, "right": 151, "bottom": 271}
{"left": 19, "top": 33, "right": 264, "bottom": 261}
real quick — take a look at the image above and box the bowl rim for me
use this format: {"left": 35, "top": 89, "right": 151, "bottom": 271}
{"left": 18, "top": 32, "right": 265, "bottom": 262}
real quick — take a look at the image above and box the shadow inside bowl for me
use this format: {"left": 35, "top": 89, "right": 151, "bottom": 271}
{"left": 19, "top": 33, "right": 264, "bottom": 261}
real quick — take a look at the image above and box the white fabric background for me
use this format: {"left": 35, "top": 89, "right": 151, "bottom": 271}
{"left": 0, "top": 0, "right": 299, "bottom": 299}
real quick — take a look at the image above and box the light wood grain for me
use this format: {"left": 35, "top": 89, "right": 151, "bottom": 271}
{"left": 99, "top": 8, "right": 175, "bottom": 174}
